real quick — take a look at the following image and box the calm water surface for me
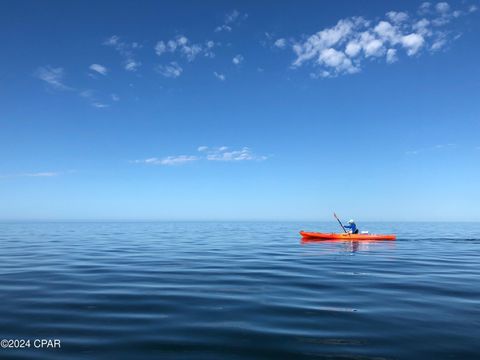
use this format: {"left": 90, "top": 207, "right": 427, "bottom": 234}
{"left": 0, "top": 222, "right": 479, "bottom": 359}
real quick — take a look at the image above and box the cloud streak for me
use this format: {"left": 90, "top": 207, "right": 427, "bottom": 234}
{"left": 134, "top": 146, "right": 268, "bottom": 166}
{"left": 406, "top": 143, "right": 457, "bottom": 155}
{"left": 0, "top": 171, "right": 60, "bottom": 179}
{"left": 34, "top": 66, "right": 71, "bottom": 90}
{"left": 155, "top": 62, "right": 183, "bottom": 78}
{"left": 89, "top": 64, "right": 108, "bottom": 76}
{"left": 133, "top": 155, "right": 199, "bottom": 165}
{"left": 79, "top": 89, "right": 109, "bottom": 108}
{"left": 36, "top": 66, "right": 112, "bottom": 108}
{"left": 202, "top": 146, "right": 268, "bottom": 161}
{"left": 213, "top": 71, "right": 226, "bottom": 81}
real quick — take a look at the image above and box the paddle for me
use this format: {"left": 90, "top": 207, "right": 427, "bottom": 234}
{"left": 333, "top": 212, "right": 348, "bottom": 233}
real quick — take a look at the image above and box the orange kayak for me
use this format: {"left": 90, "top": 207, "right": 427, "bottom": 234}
{"left": 300, "top": 231, "right": 396, "bottom": 241}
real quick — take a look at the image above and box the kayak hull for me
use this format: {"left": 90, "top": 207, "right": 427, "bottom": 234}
{"left": 300, "top": 231, "right": 396, "bottom": 241}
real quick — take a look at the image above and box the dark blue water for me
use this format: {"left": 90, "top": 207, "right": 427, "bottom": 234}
{"left": 0, "top": 222, "right": 479, "bottom": 359}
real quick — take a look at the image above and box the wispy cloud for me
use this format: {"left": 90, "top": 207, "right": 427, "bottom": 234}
{"left": 289, "top": 2, "right": 475, "bottom": 78}
{"left": 124, "top": 59, "right": 141, "bottom": 72}
{"left": 92, "top": 102, "right": 109, "bottom": 108}
{"left": 133, "top": 155, "right": 199, "bottom": 166}
{"left": 89, "top": 64, "right": 108, "bottom": 76}
{"left": 134, "top": 146, "right": 268, "bottom": 166}
{"left": 103, "top": 35, "right": 142, "bottom": 72}
{"left": 202, "top": 146, "right": 268, "bottom": 161}
{"left": 232, "top": 54, "right": 244, "bottom": 65}
{"left": 34, "top": 66, "right": 71, "bottom": 90}
{"left": 0, "top": 171, "right": 60, "bottom": 179}
{"left": 274, "top": 38, "right": 287, "bottom": 49}
{"left": 215, "top": 9, "right": 248, "bottom": 32}
{"left": 406, "top": 143, "right": 457, "bottom": 155}
{"left": 36, "top": 66, "right": 112, "bottom": 108}
{"left": 155, "top": 62, "right": 183, "bottom": 78}
{"left": 79, "top": 90, "right": 109, "bottom": 108}
{"left": 213, "top": 71, "right": 226, "bottom": 81}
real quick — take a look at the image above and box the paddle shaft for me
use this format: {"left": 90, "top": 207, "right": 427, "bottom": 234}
{"left": 334, "top": 213, "right": 348, "bottom": 233}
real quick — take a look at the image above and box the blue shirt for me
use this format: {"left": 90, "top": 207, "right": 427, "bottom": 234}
{"left": 344, "top": 223, "right": 358, "bottom": 233}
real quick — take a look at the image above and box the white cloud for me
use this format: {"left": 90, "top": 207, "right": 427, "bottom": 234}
{"left": 436, "top": 2, "right": 450, "bottom": 14}
{"left": 345, "top": 41, "right": 361, "bottom": 57}
{"left": 104, "top": 35, "right": 119, "bottom": 46}
{"left": 292, "top": 17, "right": 363, "bottom": 67}
{"left": 155, "top": 36, "right": 215, "bottom": 61}
{"left": 274, "top": 38, "right": 287, "bottom": 49}
{"left": 232, "top": 54, "right": 244, "bottom": 65}
{"left": 363, "top": 37, "right": 385, "bottom": 57}
{"left": 213, "top": 72, "right": 226, "bottom": 81}
{"left": 155, "top": 41, "right": 166, "bottom": 56}
{"left": 181, "top": 43, "right": 202, "bottom": 62}
{"left": 386, "top": 11, "right": 409, "bottom": 23}
{"left": 156, "top": 62, "right": 183, "bottom": 78}
{"left": 215, "top": 24, "right": 232, "bottom": 32}
{"left": 374, "top": 21, "right": 400, "bottom": 44}
{"left": 225, "top": 9, "right": 240, "bottom": 24}
{"left": 34, "top": 66, "right": 70, "bottom": 90}
{"left": 111, "top": 94, "right": 120, "bottom": 101}
{"left": 197, "top": 146, "right": 209, "bottom": 152}
{"left": 401, "top": 33, "right": 424, "bottom": 55}
{"left": 89, "top": 64, "right": 108, "bottom": 76}
{"left": 319, "top": 48, "right": 357, "bottom": 73}
{"left": 430, "top": 35, "right": 447, "bottom": 51}
{"left": 287, "top": 2, "right": 472, "bottom": 77}
{"left": 204, "top": 40, "right": 216, "bottom": 58}
{"left": 103, "top": 35, "right": 142, "bottom": 72}
{"left": 215, "top": 9, "right": 247, "bottom": 32}
{"left": 413, "top": 18, "right": 431, "bottom": 36}
{"left": 386, "top": 48, "right": 398, "bottom": 63}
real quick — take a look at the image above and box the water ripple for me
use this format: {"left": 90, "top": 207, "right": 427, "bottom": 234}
{"left": 0, "top": 222, "right": 479, "bottom": 359}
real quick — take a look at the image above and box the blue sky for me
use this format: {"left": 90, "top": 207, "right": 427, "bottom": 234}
{"left": 1, "top": 1, "right": 479, "bottom": 221}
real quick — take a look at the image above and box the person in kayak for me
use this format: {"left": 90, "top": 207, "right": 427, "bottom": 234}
{"left": 344, "top": 219, "right": 359, "bottom": 234}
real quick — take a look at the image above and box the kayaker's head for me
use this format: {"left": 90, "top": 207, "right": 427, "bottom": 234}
{"left": 348, "top": 219, "right": 355, "bottom": 224}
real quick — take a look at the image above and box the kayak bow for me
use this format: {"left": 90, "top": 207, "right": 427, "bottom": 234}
{"left": 300, "top": 231, "right": 396, "bottom": 241}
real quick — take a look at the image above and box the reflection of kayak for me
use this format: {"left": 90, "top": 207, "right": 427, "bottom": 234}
{"left": 300, "top": 231, "right": 396, "bottom": 241}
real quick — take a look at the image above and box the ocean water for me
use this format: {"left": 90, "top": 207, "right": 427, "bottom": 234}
{"left": 0, "top": 221, "right": 479, "bottom": 360}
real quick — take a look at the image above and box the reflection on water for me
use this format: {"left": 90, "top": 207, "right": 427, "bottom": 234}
{"left": 301, "top": 238, "right": 396, "bottom": 253}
